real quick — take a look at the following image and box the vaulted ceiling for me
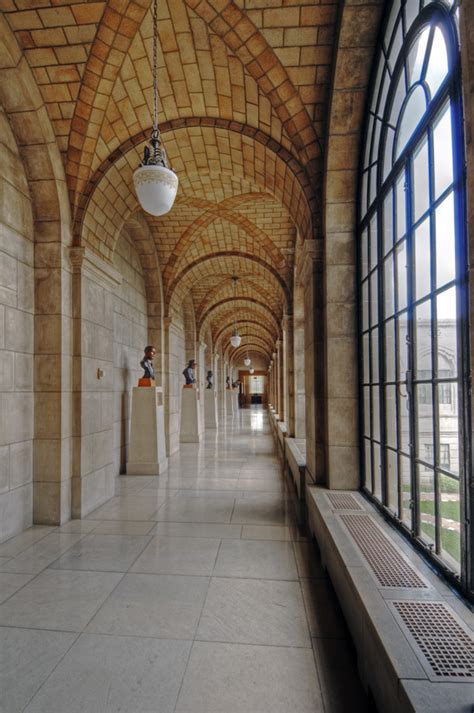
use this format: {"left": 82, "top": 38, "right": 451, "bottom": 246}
{"left": 2, "top": 0, "right": 340, "bottom": 362}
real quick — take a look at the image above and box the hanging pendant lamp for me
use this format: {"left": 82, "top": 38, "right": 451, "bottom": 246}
{"left": 249, "top": 368, "right": 255, "bottom": 375}
{"left": 133, "top": 0, "right": 178, "bottom": 216}
{"left": 244, "top": 354, "right": 251, "bottom": 367}
{"left": 230, "top": 276, "right": 241, "bottom": 348}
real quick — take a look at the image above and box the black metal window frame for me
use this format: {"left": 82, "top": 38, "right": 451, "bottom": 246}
{"left": 357, "top": 0, "right": 473, "bottom": 601}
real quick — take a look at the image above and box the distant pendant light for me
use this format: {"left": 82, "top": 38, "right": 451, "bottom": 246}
{"left": 249, "top": 368, "right": 255, "bottom": 375}
{"left": 244, "top": 354, "right": 251, "bottom": 367}
{"left": 230, "top": 276, "right": 241, "bottom": 348}
{"left": 133, "top": 0, "right": 178, "bottom": 216}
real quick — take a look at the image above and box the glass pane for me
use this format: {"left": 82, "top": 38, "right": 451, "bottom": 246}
{"left": 385, "top": 318, "right": 396, "bottom": 381}
{"left": 371, "top": 271, "right": 378, "bottom": 326}
{"left": 369, "top": 164, "right": 378, "bottom": 206}
{"left": 370, "top": 214, "right": 378, "bottom": 269}
{"left": 437, "top": 288, "right": 457, "bottom": 376}
{"left": 407, "top": 26, "right": 429, "bottom": 86}
{"left": 384, "top": 0, "right": 400, "bottom": 54}
{"left": 387, "top": 448, "right": 399, "bottom": 513}
{"left": 438, "top": 381, "right": 459, "bottom": 475}
{"left": 414, "top": 218, "right": 431, "bottom": 300}
{"left": 388, "top": 21, "right": 403, "bottom": 74}
{"left": 415, "top": 299, "right": 432, "bottom": 378}
{"left": 395, "top": 172, "right": 406, "bottom": 239}
{"left": 435, "top": 193, "right": 456, "bottom": 289}
{"left": 364, "top": 386, "right": 370, "bottom": 437}
{"left": 373, "top": 442, "right": 382, "bottom": 499}
{"left": 390, "top": 72, "right": 406, "bottom": 126}
{"left": 378, "top": 67, "right": 391, "bottom": 118}
{"left": 413, "top": 137, "right": 429, "bottom": 222}
{"left": 384, "top": 127, "right": 395, "bottom": 180}
{"left": 371, "top": 60, "right": 383, "bottom": 113}
{"left": 400, "top": 454, "right": 412, "bottom": 526}
{"left": 397, "top": 312, "right": 409, "bottom": 375}
{"left": 362, "top": 280, "right": 369, "bottom": 329}
{"left": 396, "top": 85, "right": 427, "bottom": 158}
{"left": 416, "top": 382, "right": 433, "bottom": 465}
{"left": 363, "top": 333, "right": 370, "bottom": 383}
{"left": 386, "top": 386, "right": 397, "bottom": 447}
{"left": 384, "top": 254, "right": 395, "bottom": 317}
{"left": 364, "top": 114, "right": 374, "bottom": 169}
{"left": 396, "top": 241, "right": 407, "bottom": 310}
{"left": 399, "top": 386, "right": 410, "bottom": 453}
{"left": 371, "top": 118, "right": 382, "bottom": 165}
{"left": 418, "top": 465, "right": 436, "bottom": 545}
{"left": 371, "top": 327, "right": 379, "bottom": 383}
{"left": 361, "top": 228, "right": 369, "bottom": 278}
{"left": 372, "top": 386, "right": 380, "bottom": 440}
{"left": 433, "top": 103, "right": 453, "bottom": 199}
{"left": 361, "top": 171, "right": 368, "bottom": 216}
{"left": 383, "top": 190, "right": 393, "bottom": 255}
{"left": 439, "top": 474, "right": 461, "bottom": 571}
{"left": 424, "top": 26, "right": 449, "bottom": 99}
{"left": 364, "top": 439, "right": 373, "bottom": 491}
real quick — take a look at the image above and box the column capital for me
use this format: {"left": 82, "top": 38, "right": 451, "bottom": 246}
{"left": 296, "top": 239, "right": 324, "bottom": 286}
{"left": 69, "top": 246, "right": 122, "bottom": 289}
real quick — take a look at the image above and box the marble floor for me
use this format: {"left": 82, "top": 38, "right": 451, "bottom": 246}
{"left": 0, "top": 407, "right": 368, "bottom": 713}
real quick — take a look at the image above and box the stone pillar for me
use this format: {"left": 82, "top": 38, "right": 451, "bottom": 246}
{"left": 283, "top": 314, "right": 294, "bottom": 436}
{"left": 197, "top": 340, "right": 206, "bottom": 427}
{"left": 272, "top": 351, "right": 278, "bottom": 414}
{"left": 205, "top": 388, "right": 218, "bottom": 428}
{"left": 268, "top": 361, "right": 273, "bottom": 407}
{"left": 163, "top": 316, "right": 182, "bottom": 456}
{"left": 293, "top": 285, "right": 306, "bottom": 438}
{"left": 301, "top": 240, "right": 326, "bottom": 485}
{"left": 71, "top": 247, "right": 121, "bottom": 518}
{"left": 180, "top": 386, "right": 203, "bottom": 442}
{"left": 218, "top": 355, "right": 225, "bottom": 416}
{"left": 276, "top": 340, "right": 283, "bottom": 421}
{"left": 127, "top": 387, "right": 168, "bottom": 474}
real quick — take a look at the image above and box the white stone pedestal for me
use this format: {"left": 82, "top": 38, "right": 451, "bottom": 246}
{"left": 225, "top": 389, "right": 234, "bottom": 415}
{"left": 180, "top": 386, "right": 203, "bottom": 442}
{"left": 127, "top": 387, "right": 168, "bottom": 475}
{"left": 232, "top": 389, "right": 240, "bottom": 412}
{"left": 204, "top": 389, "right": 218, "bottom": 429}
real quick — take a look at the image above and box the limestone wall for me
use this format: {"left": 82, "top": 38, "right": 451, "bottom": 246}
{"left": 0, "top": 106, "right": 34, "bottom": 540}
{"left": 112, "top": 230, "right": 148, "bottom": 476}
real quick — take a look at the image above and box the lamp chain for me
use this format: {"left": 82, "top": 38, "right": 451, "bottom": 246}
{"left": 152, "top": 0, "right": 158, "bottom": 137}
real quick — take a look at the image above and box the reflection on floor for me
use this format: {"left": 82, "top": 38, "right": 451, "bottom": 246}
{"left": 0, "top": 407, "right": 368, "bottom": 713}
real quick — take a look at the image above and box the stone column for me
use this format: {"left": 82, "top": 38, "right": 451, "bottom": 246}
{"left": 71, "top": 247, "right": 121, "bottom": 518}
{"left": 163, "top": 316, "right": 182, "bottom": 456}
{"left": 300, "top": 240, "right": 326, "bottom": 485}
{"left": 283, "top": 314, "right": 294, "bottom": 436}
{"left": 275, "top": 340, "right": 283, "bottom": 421}
{"left": 271, "top": 351, "right": 278, "bottom": 414}
{"left": 197, "top": 340, "right": 206, "bottom": 426}
{"left": 268, "top": 361, "right": 273, "bottom": 407}
{"left": 293, "top": 285, "right": 306, "bottom": 438}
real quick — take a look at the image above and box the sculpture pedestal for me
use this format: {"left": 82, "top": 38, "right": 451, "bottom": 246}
{"left": 232, "top": 389, "right": 240, "bottom": 412}
{"left": 127, "top": 387, "right": 168, "bottom": 475}
{"left": 180, "top": 386, "right": 203, "bottom": 442}
{"left": 225, "top": 389, "right": 234, "bottom": 415}
{"left": 204, "top": 389, "right": 218, "bottom": 429}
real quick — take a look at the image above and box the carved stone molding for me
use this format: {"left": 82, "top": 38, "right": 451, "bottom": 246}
{"left": 69, "top": 246, "right": 122, "bottom": 289}
{"left": 296, "top": 239, "right": 324, "bottom": 286}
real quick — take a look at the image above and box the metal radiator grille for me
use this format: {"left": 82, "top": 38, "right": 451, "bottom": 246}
{"left": 392, "top": 601, "right": 474, "bottom": 679}
{"left": 327, "top": 493, "right": 362, "bottom": 510}
{"left": 340, "top": 514, "right": 428, "bottom": 588}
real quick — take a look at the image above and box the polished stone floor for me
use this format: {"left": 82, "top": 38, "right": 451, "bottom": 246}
{"left": 0, "top": 407, "right": 368, "bottom": 713}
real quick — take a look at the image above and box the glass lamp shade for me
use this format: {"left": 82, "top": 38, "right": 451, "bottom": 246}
{"left": 249, "top": 368, "right": 255, "bottom": 374}
{"left": 230, "top": 333, "right": 241, "bottom": 348}
{"left": 133, "top": 164, "right": 178, "bottom": 216}
{"left": 244, "top": 357, "right": 251, "bottom": 366}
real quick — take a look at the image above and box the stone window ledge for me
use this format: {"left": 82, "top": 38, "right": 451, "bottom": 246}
{"left": 306, "top": 486, "right": 474, "bottom": 713}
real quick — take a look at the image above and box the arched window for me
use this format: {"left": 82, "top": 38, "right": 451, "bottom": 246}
{"left": 358, "top": 0, "right": 469, "bottom": 592}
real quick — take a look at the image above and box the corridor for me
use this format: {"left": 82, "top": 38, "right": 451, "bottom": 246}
{"left": 0, "top": 408, "right": 366, "bottom": 713}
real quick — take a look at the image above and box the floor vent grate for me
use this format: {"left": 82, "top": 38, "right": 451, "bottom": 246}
{"left": 327, "top": 493, "right": 362, "bottom": 510}
{"left": 340, "top": 514, "right": 428, "bottom": 588}
{"left": 392, "top": 601, "right": 474, "bottom": 679}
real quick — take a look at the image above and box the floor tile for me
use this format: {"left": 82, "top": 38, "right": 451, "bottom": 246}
{"left": 241, "top": 525, "right": 293, "bottom": 541}
{"left": 131, "top": 536, "right": 221, "bottom": 575}
{"left": 155, "top": 496, "right": 235, "bottom": 523}
{"left": 175, "top": 641, "right": 324, "bottom": 713}
{"left": 87, "top": 573, "right": 209, "bottom": 639}
{"left": 0, "top": 527, "right": 55, "bottom": 557}
{"left": 0, "top": 627, "right": 77, "bottom": 713}
{"left": 0, "top": 533, "right": 86, "bottom": 574}
{"left": 213, "top": 539, "right": 299, "bottom": 580}
{"left": 231, "top": 497, "right": 293, "bottom": 526}
{"left": 91, "top": 520, "right": 156, "bottom": 535}
{"left": 24, "top": 634, "right": 191, "bottom": 713}
{"left": 0, "top": 572, "right": 34, "bottom": 604}
{"left": 0, "top": 569, "right": 122, "bottom": 631}
{"left": 197, "top": 577, "right": 311, "bottom": 647}
{"left": 49, "top": 534, "right": 151, "bottom": 572}
{"left": 153, "top": 522, "right": 242, "bottom": 539}
{"left": 86, "top": 495, "right": 169, "bottom": 521}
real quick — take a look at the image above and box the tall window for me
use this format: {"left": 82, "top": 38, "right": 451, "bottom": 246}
{"left": 359, "top": 0, "right": 469, "bottom": 592}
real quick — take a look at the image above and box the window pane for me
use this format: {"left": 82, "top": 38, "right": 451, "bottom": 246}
{"left": 361, "top": 171, "right": 368, "bottom": 216}
{"left": 418, "top": 465, "right": 436, "bottom": 546}
{"left": 399, "top": 387, "right": 410, "bottom": 453}
{"left": 363, "top": 333, "right": 370, "bottom": 383}
{"left": 433, "top": 103, "right": 453, "bottom": 198}
{"left": 415, "top": 299, "right": 431, "bottom": 377}
{"left": 362, "top": 280, "right": 369, "bottom": 329}
{"left": 395, "top": 172, "right": 406, "bottom": 239}
{"left": 387, "top": 448, "right": 399, "bottom": 514}
{"left": 385, "top": 318, "right": 396, "bottom": 381}
{"left": 361, "top": 228, "right": 369, "bottom": 278}
{"left": 384, "top": 254, "right": 395, "bottom": 317}
{"left": 370, "top": 214, "right": 378, "bottom": 269}
{"left": 425, "top": 26, "right": 449, "bottom": 99}
{"left": 364, "top": 386, "right": 370, "bottom": 437}
{"left": 435, "top": 192, "right": 456, "bottom": 289}
{"left": 371, "top": 327, "right": 379, "bottom": 383}
{"left": 413, "top": 137, "right": 429, "bottom": 222}
{"left": 438, "top": 381, "right": 459, "bottom": 475}
{"left": 396, "top": 85, "right": 427, "bottom": 158}
{"left": 383, "top": 190, "right": 393, "bottom": 255}
{"left": 384, "top": 127, "right": 395, "bottom": 180}
{"left": 371, "top": 271, "right": 378, "bottom": 326}
{"left": 364, "top": 114, "right": 374, "bottom": 169}
{"left": 437, "top": 288, "right": 457, "bottom": 377}
{"left": 364, "top": 439, "right": 373, "bottom": 491}
{"left": 373, "top": 442, "right": 382, "bottom": 499}
{"left": 396, "top": 241, "right": 408, "bottom": 310}
{"left": 416, "top": 382, "right": 433, "bottom": 468}
{"left": 400, "top": 454, "right": 412, "bottom": 526}
{"left": 439, "top": 474, "right": 461, "bottom": 571}
{"left": 372, "top": 386, "right": 380, "bottom": 441}
{"left": 390, "top": 72, "right": 406, "bottom": 126}
{"left": 407, "top": 26, "right": 429, "bottom": 84}
{"left": 414, "top": 218, "right": 431, "bottom": 300}
{"left": 386, "top": 386, "right": 397, "bottom": 446}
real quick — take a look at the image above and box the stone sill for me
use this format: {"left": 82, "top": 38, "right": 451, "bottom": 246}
{"left": 306, "top": 486, "right": 474, "bottom": 713}
{"left": 284, "top": 437, "right": 307, "bottom": 527}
